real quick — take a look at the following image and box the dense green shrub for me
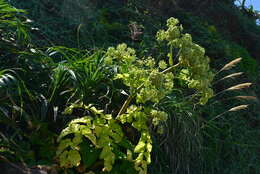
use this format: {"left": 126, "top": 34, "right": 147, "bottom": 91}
{"left": 56, "top": 17, "right": 214, "bottom": 174}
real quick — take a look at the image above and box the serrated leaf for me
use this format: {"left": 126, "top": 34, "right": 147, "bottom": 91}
{"left": 82, "top": 128, "right": 97, "bottom": 145}
{"left": 57, "top": 127, "right": 72, "bottom": 141}
{"left": 70, "top": 116, "right": 92, "bottom": 124}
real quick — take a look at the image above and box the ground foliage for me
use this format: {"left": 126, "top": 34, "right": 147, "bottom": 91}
{"left": 0, "top": 0, "right": 260, "bottom": 174}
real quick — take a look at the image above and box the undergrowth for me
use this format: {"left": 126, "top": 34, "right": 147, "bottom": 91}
{"left": 0, "top": 1, "right": 260, "bottom": 174}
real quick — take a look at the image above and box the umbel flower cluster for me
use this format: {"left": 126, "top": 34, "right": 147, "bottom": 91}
{"left": 56, "top": 17, "right": 214, "bottom": 174}
{"left": 157, "top": 17, "right": 214, "bottom": 104}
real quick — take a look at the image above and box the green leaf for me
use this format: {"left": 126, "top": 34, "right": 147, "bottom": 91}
{"left": 134, "top": 141, "right": 146, "bottom": 153}
{"left": 57, "top": 139, "right": 72, "bottom": 155}
{"left": 80, "top": 141, "right": 100, "bottom": 168}
{"left": 82, "top": 127, "right": 97, "bottom": 146}
{"left": 100, "top": 146, "right": 115, "bottom": 171}
{"left": 68, "top": 150, "right": 81, "bottom": 167}
{"left": 72, "top": 134, "right": 82, "bottom": 146}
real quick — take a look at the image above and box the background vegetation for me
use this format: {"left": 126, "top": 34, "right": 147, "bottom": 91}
{"left": 0, "top": 0, "right": 260, "bottom": 174}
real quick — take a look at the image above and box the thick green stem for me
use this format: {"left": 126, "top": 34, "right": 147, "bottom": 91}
{"left": 162, "top": 62, "right": 180, "bottom": 74}
{"left": 116, "top": 85, "right": 143, "bottom": 118}
{"left": 169, "top": 45, "right": 173, "bottom": 66}
{"left": 116, "top": 63, "right": 180, "bottom": 118}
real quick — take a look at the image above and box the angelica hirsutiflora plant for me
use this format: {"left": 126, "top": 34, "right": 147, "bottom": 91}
{"left": 56, "top": 17, "right": 214, "bottom": 174}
